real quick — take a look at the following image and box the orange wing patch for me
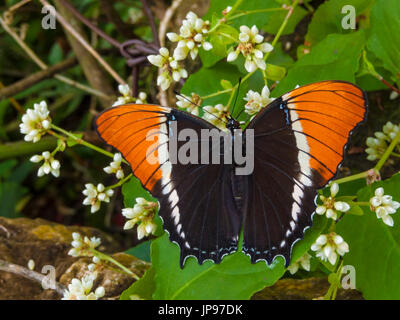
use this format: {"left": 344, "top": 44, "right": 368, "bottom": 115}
{"left": 283, "top": 81, "right": 367, "bottom": 182}
{"left": 95, "top": 104, "right": 170, "bottom": 192}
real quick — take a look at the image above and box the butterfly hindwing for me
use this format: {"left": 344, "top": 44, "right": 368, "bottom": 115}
{"left": 243, "top": 81, "right": 367, "bottom": 266}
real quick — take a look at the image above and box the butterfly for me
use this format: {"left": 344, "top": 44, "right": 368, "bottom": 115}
{"left": 95, "top": 80, "right": 368, "bottom": 268}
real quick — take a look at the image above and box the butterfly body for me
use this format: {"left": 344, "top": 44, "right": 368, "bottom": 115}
{"left": 95, "top": 81, "right": 368, "bottom": 268}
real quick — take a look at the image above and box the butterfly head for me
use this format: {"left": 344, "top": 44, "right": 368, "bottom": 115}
{"left": 226, "top": 116, "right": 241, "bottom": 132}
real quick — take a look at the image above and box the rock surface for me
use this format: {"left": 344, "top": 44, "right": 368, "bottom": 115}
{"left": 0, "top": 217, "right": 148, "bottom": 300}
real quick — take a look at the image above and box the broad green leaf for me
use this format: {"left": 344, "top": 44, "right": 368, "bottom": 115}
{"left": 273, "top": 31, "right": 366, "bottom": 97}
{"left": 265, "top": 63, "right": 286, "bottom": 81}
{"left": 305, "top": 0, "right": 374, "bottom": 46}
{"left": 125, "top": 240, "right": 152, "bottom": 262}
{"left": 151, "top": 215, "right": 327, "bottom": 300}
{"left": 367, "top": 0, "right": 400, "bottom": 84}
{"left": 120, "top": 266, "right": 156, "bottom": 300}
{"left": 337, "top": 174, "right": 400, "bottom": 299}
{"left": 181, "top": 61, "right": 248, "bottom": 110}
{"left": 263, "top": 6, "right": 308, "bottom": 36}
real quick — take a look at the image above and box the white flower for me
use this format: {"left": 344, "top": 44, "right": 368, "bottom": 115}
{"left": 390, "top": 91, "right": 399, "bottom": 100}
{"left": 311, "top": 233, "right": 349, "bottom": 265}
{"left": 30, "top": 151, "right": 60, "bottom": 178}
{"left": 365, "top": 122, "right": 399, "bottom": 161}
{"left": 122, "top": 197, "right": 158, "bottom": 240}
{"left": 203, "top": 104, "right": 230, "bottom": 130}
{"left": 243, "top": 85, "right": 274, "bottom": 116}
{"left": 315, "top": 183, "right": 350, "bottom": 220}
{"left": 369, "top": 187, "right": 400, "bottom": 227}
{"left": 62, "top": 273, "right": 105, "bottom": 300}
{"left": 287, "top": 253, "right": 311, "bottom": 274}
{"left": 68, "top": 232, "right": 101, "bottom": 257}
{"left": 104, "top": 153, "right": 124, "bottom": 179}
{"left": 27, "top": 259, "right": 35, "bottom": 270}
{"left": 19, "top": 101, "right": 51, "bottom": 143}
{"left": 176, "top": 93, "right": 201, "bottom": 116}
{"left": 148, "top": 47, "right": 188, "bottom": 91}
{"left": 167, "top": 11, "right": 212, "bottom": 61}
{"left": 82, "top": 183, "right": 114, "bottom": 213}
{"left": 227, "top": 25, "right": 273, "bottom": 73}
{"left": 112, "top": 84, "right": 148, "bottom": 106}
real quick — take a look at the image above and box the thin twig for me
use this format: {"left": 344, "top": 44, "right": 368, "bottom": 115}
{"left": 0, "top": 57, "right": 77, "bottom": 99}
{"left": 58, "top": 0, "right": 121, "bottom": 49}
{"left": 139, "top": 0, "right": 160, "bottom": 47}
{"left": 39, "top": 0, "right": 125, "bottom": 85}
{"left": 0, "top": 16, "right": 111, "bottom": 100}
{"left": 0, "top": 259, "right": 66, "bottom": 296}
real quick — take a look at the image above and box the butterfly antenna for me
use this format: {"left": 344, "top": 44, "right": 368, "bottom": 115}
{"left": 174, "top": 90, "right": 228, "bottom": 124}
{"left": 231, "top": 77, "right": 242, "bottom": 119}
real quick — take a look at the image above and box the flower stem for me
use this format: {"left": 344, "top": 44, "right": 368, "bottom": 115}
{"left": 333, "top": 171, "right": 369, "bottom": 185}
{"left": 200, "top": 89, "right": 232, "bottom": 100}
{"left": 375, "top": 128, "right": 400, "bottom": 171}
{"left": 227, "top": 7, "right": 286, "bottom": 21}
{"left": 50, "top": 124, "right": 129, "bottom": 164}
{"left": 90, "top": 249, "right": 140, "bottom": 280}
{"left": 107, "top": 173, "right": 133, "bottom": 190}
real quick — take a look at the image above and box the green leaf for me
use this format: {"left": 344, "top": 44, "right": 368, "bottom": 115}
{"left": 273, "top": 31, "right": 366, "bottom": 97}
{"left": 263, "top": 6, "right": 308, "bottom": 36}
{"left": 220, "top": 79, "right": 233, "bottom": 90}
{"left": 337, "top": 173, "right": 400, "bottom": 299}
{"left": 66, "top": 133, "right": 83, "bottom": 147}
{"left": 265, "top": 63, "right": 286, "bottom": 81}
{"left": 125, "top": 240, "right": 152, "bottom": 262}
{"left": 305, "top": 0, "right": 374, "bottom": 46}
{"left": 367, "top": 0, "right": 400, "bottom": 83}
{"left": 181, "top": 61, "right": 247, "bottom": 109}
{"left": 151, "top": 214, "right": 327, "bottom": 300}
{"left": 120, "top": 266, "right": 156, "bottom": 300}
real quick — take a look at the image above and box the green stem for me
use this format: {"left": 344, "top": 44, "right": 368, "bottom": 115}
{"left": 50, "top": 124, "right": 128, "bottom": 164}
{"left": 107, "top": 173, "right": 133, "bottom": 190}
{"left": 90, "top": 249, "right": 139, "bottom": 280}
{"left": 375, "top": 128, "right": 400, "bottom": 171}
{"left": 264, "top": 0, "right": 299, "bottom": 62}
{"left": 200, "top": 89, "right": 232, "bottom": 100}
{"left": 333, "top": 170, "right": 369, "bottom": 185}
{"left": 217, "top": 32, "right": 239, "bottom": 43}
{"left": 227, "top": 7, "right": 286, "bottom": 20}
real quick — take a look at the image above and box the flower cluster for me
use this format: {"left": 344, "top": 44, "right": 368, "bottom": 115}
{"left": 311, "top": 233, "right": 349, "bottom": 265}
{"left": 104, "top": 153, "right": 124, "bottom": 179}
{"left": 203, "top": 104, "right": 230, "bottom": 130}
{"left": 122, "top": 197, "right": 158, "bottom": 240}
{"left": 176, "top": 93, "right": 201, "bottom": 116}
{"left": 167, "top": 11, "right": 212, "bottom": 61}
{"left": 370, "top": 187, "right": 400, "bottom": 227}
{"left": 287, "top": 253, "right": 311, "bottom": 275}
{"left": 82, "top": 183, "right": 114, "bottom": 213}
{"left": 148, "top": 47, "right": 188, "bottom": 91}
{"left": 112, "top": 84, "right": 147, "bottom": 106}
{"left": 19, "top": 101, "right": 51, "bottom": 143}
{"left": 315, "top": 183, "right": 350, "bottom": 220}
{"left": 30, "top": 151, "right": 61, "bottom": 178}
{"left": 243, "top": 85, "right": 274, "bottom": 116}
{"left": 62, "top": 273, "right": 105, "bottom": 300}
{"left": 365, "top": 122, "right": 399, "bottom": 161}
{"left": 68, "top": 232, "right": 101, "bottom": 257}
{"left": 227, "top": 25, "right": 273, "bottom": 73}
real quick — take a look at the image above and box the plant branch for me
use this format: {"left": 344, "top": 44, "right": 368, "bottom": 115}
{"left": 0, "top": 57, "right": 77, "bottom": 99}
{"left": 41, "top": 0, "right": 125, "bottom": 86}
{"left": 0, "top": 16, "right": 111, "bottom": 100}
{"left": 0, "top": 259, "right": 66, "bottom": 296}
